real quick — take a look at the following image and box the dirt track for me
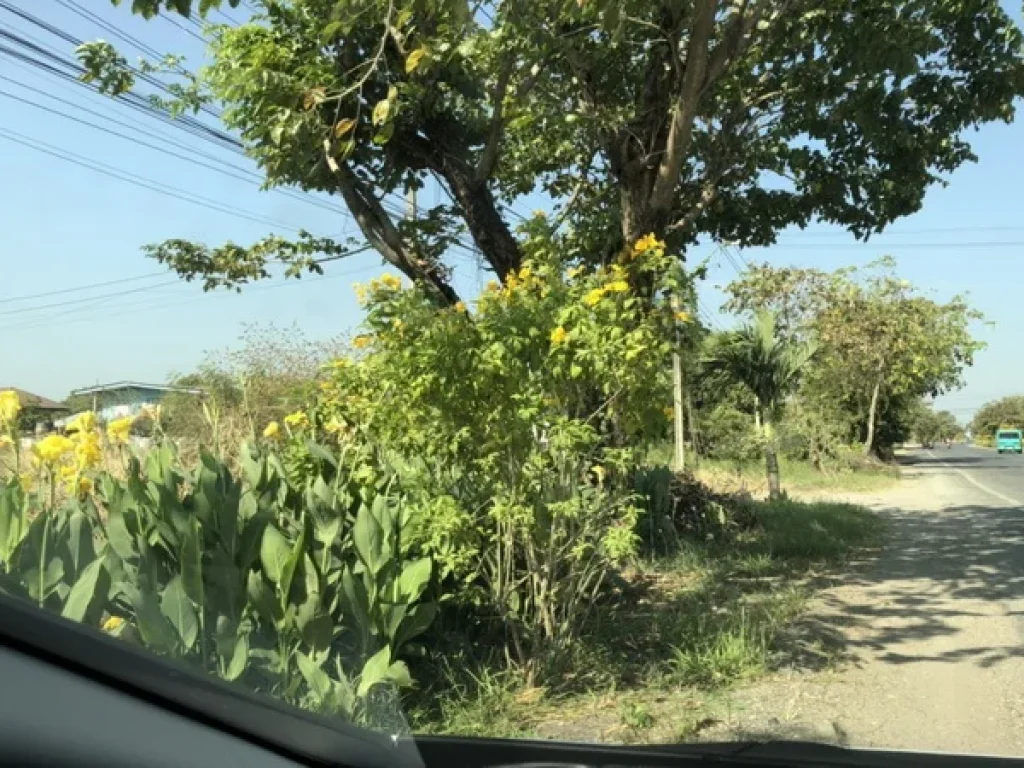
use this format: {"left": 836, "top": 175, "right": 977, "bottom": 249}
{"left": 703, "top": 451, "right": 1024, "bottom": 756}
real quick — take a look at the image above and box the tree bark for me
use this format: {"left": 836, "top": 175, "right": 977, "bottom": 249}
{"left": 762, "top": 414, "right": 781, "bottom": 501}
{"left": 864, "top": 377, "right": 883, "bottom": 456}
{"left": 765, "top": 446, "right": 781, "bottom": 501}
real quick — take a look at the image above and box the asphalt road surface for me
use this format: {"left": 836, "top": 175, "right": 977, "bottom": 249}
{"left": 916, "top": 442, "right": 1024, "bottom": 506}
{"left": 706, "top": 445, "right": 1024, "bottom": 756}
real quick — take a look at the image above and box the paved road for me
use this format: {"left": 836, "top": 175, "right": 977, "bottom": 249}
{"left": 913, "top": 443, "right": 1024, "bottom": 506}
{"left": 707, "top": 447, "right": 1024, "bottom": 756}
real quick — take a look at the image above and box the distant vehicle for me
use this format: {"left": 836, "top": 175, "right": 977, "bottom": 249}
{"left": 996, "top": 429, "right": 1023, "bottom": 454}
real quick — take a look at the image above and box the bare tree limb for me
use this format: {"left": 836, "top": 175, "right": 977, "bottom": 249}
{"left": 475, "top": 58, "right": 513, "bottom": 182}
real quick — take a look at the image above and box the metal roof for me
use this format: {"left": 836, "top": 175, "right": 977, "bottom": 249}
{"left": 68, "top": 381, "right": 204, "bottom": 397}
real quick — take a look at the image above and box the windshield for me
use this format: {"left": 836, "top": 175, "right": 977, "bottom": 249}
{"left": 2, "top": 0, "right": 1024, "bottom": 759}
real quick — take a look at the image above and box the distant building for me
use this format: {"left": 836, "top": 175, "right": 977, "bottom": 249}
{"left": 0, "top": 387, "right": 70, "bottom": 434}
{"left": 66, "top": 381, "right": 204, "bottom": 422}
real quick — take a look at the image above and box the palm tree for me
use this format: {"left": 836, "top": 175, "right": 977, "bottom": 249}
{"left": 702, "top": 311, "right": 815, "bottom": 500}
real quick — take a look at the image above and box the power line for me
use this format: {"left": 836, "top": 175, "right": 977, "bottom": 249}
{"left": 0, "top": 271, "right": 169, "bottom": 304}
{"left": 0, "top": 279, "right": 182, "bottom": 318}
{"left": 758, "top": 241, "right": 1024, "bottom": 250}
{"left": 0, "top": 263, "right": 383, "bottom": 333}
{"left": 0, "top": 127, "right": 305, "bottom": 231}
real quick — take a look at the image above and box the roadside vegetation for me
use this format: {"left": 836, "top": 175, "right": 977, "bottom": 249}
{"left": 3, "top": 0, "right": 1017, "bottom": 743}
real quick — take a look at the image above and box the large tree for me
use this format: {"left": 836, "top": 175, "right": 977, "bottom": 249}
{"left": 725, "top": 259, "right": 985, "bottom": 455}
{"left": 84, "top": 0, "right": 1024, "bottom": 302}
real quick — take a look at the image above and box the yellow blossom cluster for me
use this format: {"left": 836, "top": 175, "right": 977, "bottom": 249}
{"left": 0, "top": 390, "right": 20, "bottom": 427}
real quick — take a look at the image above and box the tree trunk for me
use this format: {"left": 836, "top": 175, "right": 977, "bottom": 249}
{"left": 863, "top": 378, "right": 883, "bottom": 456}
{"left": 762, "top": 416, "right": 781, "bottom": 501}
{"left": 765, "top": 447, "right": 781, "bottom": 501}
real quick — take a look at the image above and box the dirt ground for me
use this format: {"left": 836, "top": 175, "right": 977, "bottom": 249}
{"left": 699, "top": 456, "right": 1024, "bottom": 756}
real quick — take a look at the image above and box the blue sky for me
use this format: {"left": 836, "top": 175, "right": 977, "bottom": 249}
{"left": 0, "top": 1, "right": 1020, "bottom": 423}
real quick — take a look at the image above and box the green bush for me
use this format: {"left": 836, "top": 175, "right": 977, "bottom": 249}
{"left": 0, "top": 430, "right": 435, "bottom": 727}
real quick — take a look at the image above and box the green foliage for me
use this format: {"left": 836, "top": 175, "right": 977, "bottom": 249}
{"left": 970, "top": 396, "right": 1024, "bottom": 439}
{"left": 0, "top": 433, "right": 435, "bottom": 727}
{"left": 724, "top": 259, "right": 985, "bottom": 455}
{"left": 85, "top": 0, "right": 1024, "bottom": 303}
{"left": 315, "top": 232, "right": 686, "bottom": 680}
{"left": 701, "top": 311, "right": 814, "bottom": 498}
{"left": 911, "top": 406, "right": 961, "bottom": 445}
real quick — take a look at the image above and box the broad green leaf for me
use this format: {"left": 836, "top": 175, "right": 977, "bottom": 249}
{"left": 132, "top": 582, "right": 178, "bottom": 653}
{"left": 224, "top": 633, "right": 249, "bottom": 681}
{"left": 61, "top": 558, "right": 109, "bottom": 624}
{"left": 260, "top": 524, "right": 290, "bottom": 584}
{"left": 356, "top": 646, "right": 391, "bottom": 697}
{"left": 397, "top": 557, "right": 431, "bottom": 601}
{"left": 351, "top": 504, "right": 383, "bottom": 573}
{"left": 296, "top": 652, "right": 331, "bottom": 700}
{"left": 160, "top": 575, "right": 198, "bottom": 651}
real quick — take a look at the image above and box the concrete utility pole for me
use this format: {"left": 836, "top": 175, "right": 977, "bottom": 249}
{"left": 671, "top": 295, "right": 686, "bottom": 473}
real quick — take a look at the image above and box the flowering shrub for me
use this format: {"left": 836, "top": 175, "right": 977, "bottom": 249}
{"left": 0, "top": 392, "right": 433, "bottom": 726}
{"left": 314, "top": 230, "right": 692, "bottom": 679}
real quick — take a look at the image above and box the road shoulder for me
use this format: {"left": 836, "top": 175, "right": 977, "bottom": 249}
{"left": 700, "top": 458, "right": 1024, "bottom": 755}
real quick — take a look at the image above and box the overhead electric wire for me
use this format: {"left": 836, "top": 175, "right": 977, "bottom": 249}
{"left": 0, "top": 262, "right": 383, "bottom": 333}
{"left": 0, "top": 127, "right": 306, "bottom": 231}
{"left": 0, "top": 4, "right": 499, "bottom": 270}
{"left": 0, "top": 271, "right": 170, "bottom": 304}
{"left": 0, "top": 278, "right": 183, "bottom": 317}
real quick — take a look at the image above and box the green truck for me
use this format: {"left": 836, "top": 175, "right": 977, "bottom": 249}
{"left": 996, "top": 429, "right": 1023, "bottom": 454}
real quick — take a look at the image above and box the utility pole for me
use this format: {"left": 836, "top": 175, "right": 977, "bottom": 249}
{"left": 671, "top": 294, "right": 686, "bottom": 473}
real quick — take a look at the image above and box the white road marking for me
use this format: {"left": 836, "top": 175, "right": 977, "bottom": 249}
{"left": 926, "top": 449, "right": 1023, "bottom": 507}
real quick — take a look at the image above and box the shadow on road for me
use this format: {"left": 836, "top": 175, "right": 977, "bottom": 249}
{"left": 897, "top": 453, "right": 1021, "bottom": 469}
{"left": 785, "top": 477, "right": 1024, "bottom": 673}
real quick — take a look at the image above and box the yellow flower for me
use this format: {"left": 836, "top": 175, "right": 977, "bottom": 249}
{"left": 519, "top": 266, "right": 533, "bottom": 281}
{"left": 102, "top": 615, "right": 125, "bottom": 633}
{"left": 567, "top": 266, "right": 584, "bottom": 279}
{"left": 392, "top": 318, "right": 406, "bottom": 332}
{"left": 632, "top": 233, "right": 665, "bottom": 254}
{"left": 380, "top": 273, "right": 403, "bottom": 290}
{"left": 59, "top": 465, "right": 77, "bottom": 482}
{"left": 106, "top": 416, "right": 134, "bottom": 445}
{"left": 352, "top": 335, "right": 372, "bottom": 349}
{"left": 354, "top": 283, "right": 369, "bottom": 304}
{"left": 454, "top": 301, "right": 467, "bottom": 313}
{"left": 0, "top": 435, "right": 12, "bottom": 451}
{"left": 0, "top": 390, "right": 20, "bottom": 425}
{"left": 263, "top": 421, "right": 281, "bottom": 439}
{"left": 284, "top": 411, "right": 310, "bottom": 429}
{"left": 77, "top": 476, "right": 94, "bottom": 496}
{"left": 66, "top": 411, "right": 97, "bottom": 433}
{"left": 674, "top": 310, "right": 692, "bottom": 323}
{"left": 550, "top": 326, "right": 568, "bottom": 345}
{"left": 32, "top": 434, "right": 75, "bottom": 465}
{"left": 583, "top": 288, "right": 606, "bottom": 307}
{"left": 73, "top": 431, "right": 102, "bottom": 470}
{"left": 485, "top": 280, "right": 500, "bottom": 292}
{"left": 325, "top": 417, "right": 345, "bottom": 434}
{"left": 605, "top": 280, "right": 629, "bottom": 293}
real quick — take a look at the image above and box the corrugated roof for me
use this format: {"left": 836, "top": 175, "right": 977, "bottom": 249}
{"left": 69, "top": 381, "right": 203, "bottom": 397}
{"left": 0, "top": 387, "right": 68, "bottom": 411}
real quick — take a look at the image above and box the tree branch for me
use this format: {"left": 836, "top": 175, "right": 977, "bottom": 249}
{"left": 650, "top": 0, "right": 767, "bottom": 216}
{"left": 334, "top": 163, "right": 460, "bottom": 304}
{"left": 475, "top": 58, "right": 512, "bottom": 182}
